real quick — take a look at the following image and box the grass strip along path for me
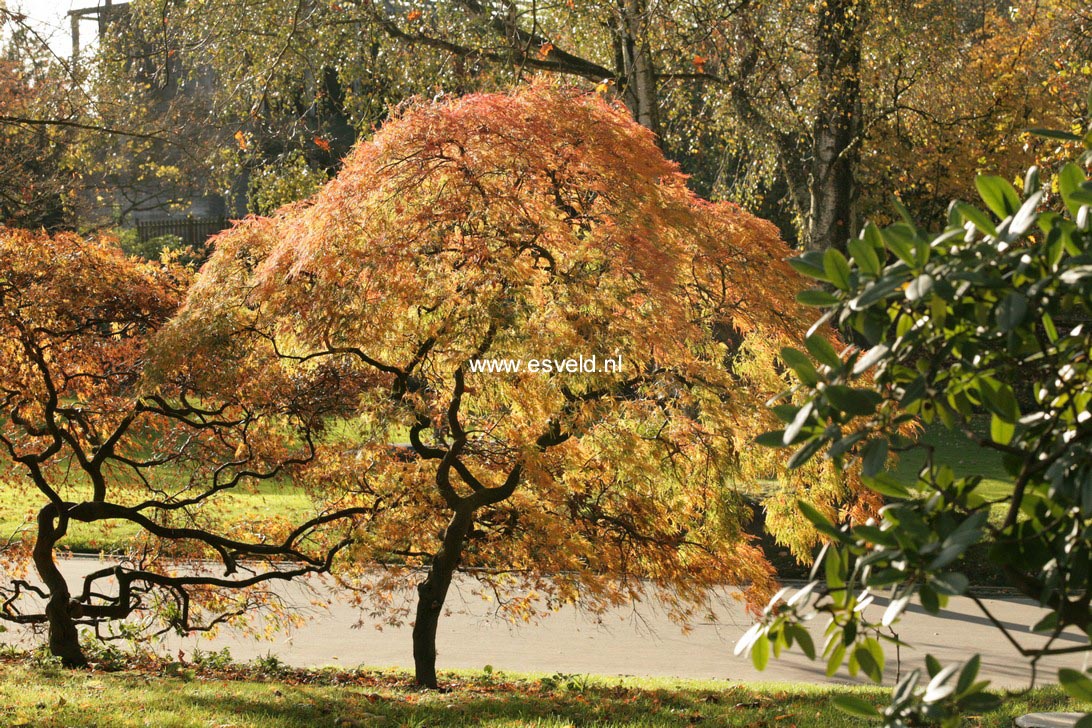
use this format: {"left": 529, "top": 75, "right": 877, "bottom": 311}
{"left": 0, "top": 653, "right": 1084, "bottom": 727}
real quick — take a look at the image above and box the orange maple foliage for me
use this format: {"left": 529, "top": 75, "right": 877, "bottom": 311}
{"left": 0, "top": 228, "right": 373, "bottom": 666}
{"left": 167, "top": 83, "right": 856, "bottom": 687}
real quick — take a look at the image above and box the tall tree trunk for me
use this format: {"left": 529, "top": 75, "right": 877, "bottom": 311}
{"left": 616, "top": 0, "right": 661, "bottom": 138}
{"left": 807, "top": 0, "right": 864, "bottom": 252}
{"left": 34, "top": 504, "right": 86, "bottom": 667}
{"left": 412, "top": 507, "right": 474, "bottom": 688}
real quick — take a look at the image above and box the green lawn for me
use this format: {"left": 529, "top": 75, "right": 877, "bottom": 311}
{"left": 0, "top": 474, "right": 313, "bottom": 553}
{"left": 0, "top": 419, "right": 399, "bottom": 554}
{"left": 890, "top": 419, "right": 1013, "bottom": 502}
{"left": 0, "top": 657, "right": 1083, "bottom": 727}
{"left": 0, "top": 419, "right": 1013, "bottom": 555}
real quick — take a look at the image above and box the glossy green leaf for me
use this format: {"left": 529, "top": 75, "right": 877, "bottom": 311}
{"left": 787, "top": 437, "right": 826, "bottom": 469}
{"left": 825, "top": 641, "right": 846, "bottom": 677}
{"left": 780, "top": 347, "right": 820, "bottom": 387}
{"left": 805, "top": 334, "right": 842, "bottom": 369}
{"left": 961, "top": 691, "right": 1002, "bottom": 712}
{"left": 1059, "top": 668, "right": 1092, "bottom": 702}
{"left": 931, "top": 572, "right": 969, "bottom": 596}
{"left": 1059, "top": 163, "right": 1088, "bottom": 218}
{"left": 798, "top": 500, "right": 841, "bottom": 539}
{"left": 754, "top": 430, "right": 787, "bottom": 448}
{"left": 882, "top": 224, "right": 919, "bottom": 265}
{"left": 751, "top": 632, "right": 770, "bottom": 671}
{"left": 863, "top": 637, "right": 885, "bottom": 682}
{"left": 855, "top": 645, "right": 882, "bottom": 683}
{"left": 823, "top": 249, "right": 853, "bottom": 291}
{"left": 978, "top": 379, "right": 1020, "bottom": 422}
{"left": 848, "top": 236, "right": 882, "bottom": 276}
{"left": 990, "top": 413, "right": 1015, "bottom": 446}
{"left": 920, "top": 584, "right": 940, "bottom": 613}
{"left": 975, "top": 175, "right": 1020, "bottom": 218}
{"left": 825, "top": 385, "right": 882, "bottom": 417}
{"left": 860, "top": 438, "right": 889, "bottom": 477}
{"left": 851, "top": 274, "right": 904, "bottom": 309}
{"left": 1028, "top": 128, "right": 1083, "bottom": 142}
{"left": 892, "top": 195, "right": 916, "bottom": 226}
{"left": 792, "top": 625, "right": 816, "bottom": 660}
{"left": 955, "top": 202, "right": 998, "bottom": 236}
{"left": 789, "top": 251, "right": 830, "bottom": 281}
{"left": 863, "top": 472, "right": 910, "bottom": 498}
{"left": 797, "top": 288, "right": 840, "bottom": 307}
{"left": 956, "top": 654, "right": 981, "bottom": 696}
{"left": 771, "top": 404, "right": 799, "bottom": 422}
{"left": 861, "top": 221, "right": 885, "bottom": 251}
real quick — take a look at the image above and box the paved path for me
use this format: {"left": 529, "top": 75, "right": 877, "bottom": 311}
{"left": 2, "top": 556, "right": 1088, "bottom": 688}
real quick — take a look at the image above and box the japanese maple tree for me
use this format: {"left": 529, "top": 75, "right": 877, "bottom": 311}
{"left": 0, "top": 228, "right": 372, "bottom": 665}
{"left": 166, "top": 83, "right": 860, "bottom": 687}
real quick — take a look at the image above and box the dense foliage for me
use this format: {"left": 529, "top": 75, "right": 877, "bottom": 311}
{"left": 742, "top": 92, "right": 1092, "bottom": 726}
{"left": 0, "top": 32, "right": 72, "bottom": 230}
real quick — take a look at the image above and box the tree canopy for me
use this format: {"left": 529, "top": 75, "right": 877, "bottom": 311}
{"left": 0, "top": 227, "right": 371, "bottom": 665}
{"left": 0, "top": 21, "right": 73, "bottom": 230}
{"left": 162, "top": 83, "right": 862, "bottom": 687}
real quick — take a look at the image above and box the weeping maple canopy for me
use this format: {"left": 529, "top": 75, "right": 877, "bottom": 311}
{"left": 0, "top": 227, "right": 386, "bottom": 667}
{"left": 163, "top": 84, "right": 853, "bottom": 656}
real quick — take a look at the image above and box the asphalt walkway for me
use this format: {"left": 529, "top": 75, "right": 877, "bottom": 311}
{"left": 2, "top": 556, "right": 1087, "bottom": 689}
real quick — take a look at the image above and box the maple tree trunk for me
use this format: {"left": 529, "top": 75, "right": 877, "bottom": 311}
{"left": 34, "top": 505, "right": 86, "bottom": 667}
{"left": 413, "top": 507, "right": 474, "bottom": 688}
{"left": 806, "top": 0, "right": 863, "bottom": 253}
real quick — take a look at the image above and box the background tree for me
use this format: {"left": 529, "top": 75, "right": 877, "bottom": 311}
{"left": 740, "top": 91, "right": 1092, "bottom": 725}
{"left": 0, "top": 227, "right": 372, "bottom": 665}
{"left": 857, "top": 0, "right": 1091, "bottom": 231}
{"left": 96, "top": 0, "right": 1089, "bottom": 252}
{"left": 0, "top": 6, "right": 218, "bottom": 231}
{"left": 70, "top": 0, "right": 431, "bottom": 224}
{"left": 0, "top": 12, "right": 77, "bottom": 230}
{"left": 163, "top": 83, "right": 866, "bottom": 688}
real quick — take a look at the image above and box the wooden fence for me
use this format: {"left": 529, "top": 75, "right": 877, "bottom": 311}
{"left": 135, "top": 216, "right": 228, "bottom": 247}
